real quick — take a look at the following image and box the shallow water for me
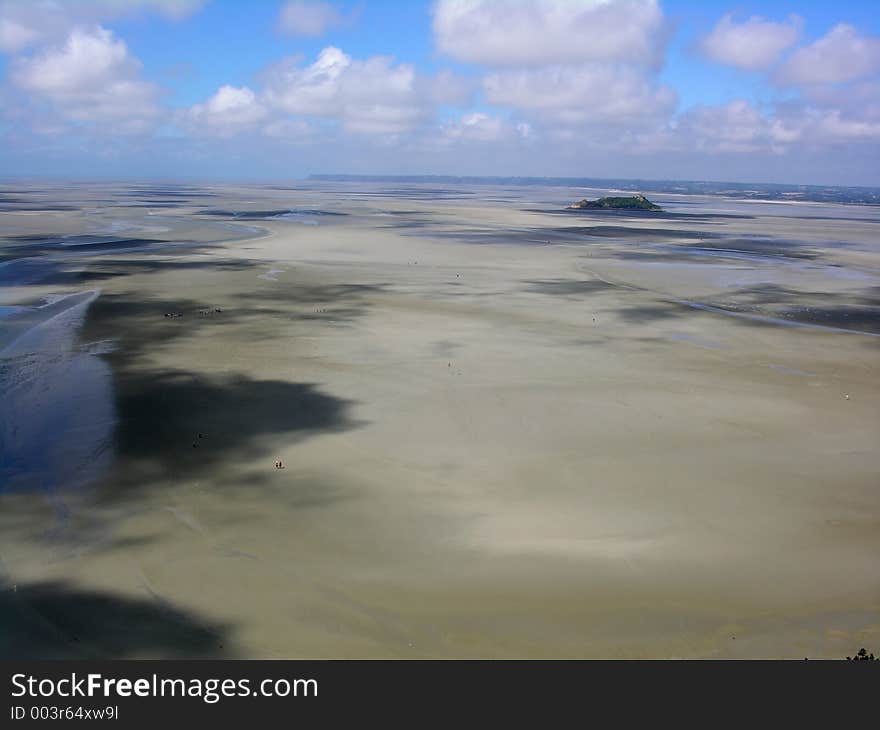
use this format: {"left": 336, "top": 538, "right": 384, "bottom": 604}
{"left": 0, "top": 292, "right": 115, "bottom": 497}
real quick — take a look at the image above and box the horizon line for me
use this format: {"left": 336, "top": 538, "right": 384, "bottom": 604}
{"left": 1, "top": 173, "right": 879, "bottom": 192}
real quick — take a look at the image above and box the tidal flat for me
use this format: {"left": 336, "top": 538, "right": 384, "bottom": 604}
{"left": 1, "top": 180, "right": 878, "bottom": 658}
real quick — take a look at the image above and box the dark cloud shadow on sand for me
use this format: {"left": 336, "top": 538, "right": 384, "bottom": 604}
{"left": 0, "top": 254, "right": 257, "bottom": 287}
{"left": 0, "top": 580, "right": 229, "bottom": 658}
{"left": 3, "top": 275, "right": 369, "bottom": 502}
{"left": 522, "top": 278, "right": 616, "bottom": 297}
{"left": 0, "top": 279, "right": 362, "bottom": 655}
{"left": 111, "top": 370, "right": 357, "bottom": 487}
{"left": 72, "top": 288, "right": 365, "bottom": 499}
{"left": 613, "top": 284, "right": 880, "bottom": 337}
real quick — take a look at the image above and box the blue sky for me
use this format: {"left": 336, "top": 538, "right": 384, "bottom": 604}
{"left": 1, "top": 0, "right": 879, "bottom": 184}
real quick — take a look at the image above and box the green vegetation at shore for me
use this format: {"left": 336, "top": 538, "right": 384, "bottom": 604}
{"left": 567, "top": 194, "right": 662, "bottom": 211}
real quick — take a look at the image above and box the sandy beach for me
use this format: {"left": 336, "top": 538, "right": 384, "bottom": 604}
{"left": 1, "top": 181, "right": 878, "bottom": 658}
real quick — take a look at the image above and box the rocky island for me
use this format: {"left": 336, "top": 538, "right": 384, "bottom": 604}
{"left": 567, "top": 193, "right": 662, "bottom": 211}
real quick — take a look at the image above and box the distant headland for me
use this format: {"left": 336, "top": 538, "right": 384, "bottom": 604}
{"left": 567, "top": 194, "right": 662, "bottom": 211}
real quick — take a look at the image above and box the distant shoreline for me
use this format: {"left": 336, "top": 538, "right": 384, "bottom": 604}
{"left": 3, "top": 176, "right": 878, "bottom": 205}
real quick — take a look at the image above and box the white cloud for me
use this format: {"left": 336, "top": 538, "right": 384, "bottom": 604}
{"left": 2, "top": 0, "right": 877, "bottom": 178}
{"left": 808, "top": 109, "right": 880, "bottom": 140}
{"left": 680, "top": 100, "right": 783, "bottom": 153}
{"left": 261, "top": 47, "right": 430, "bottom": 135}
{"left": 10, "top": 26, "right": 161, "bottom": 131}
{"left": 483, "top": 64, "right": 676, "bottom": 126}
{"left": 686, "top": 20, "right": 880, "bottom": 153}
{"left": 430, "top": 68, "right": 475, "bottom": 106}
{"left": 773, "top": 102, "right": 880, "bottom": 144}
{"left": 262, "top": 46, "right": 350, "bottom": 116}
{"left": 0, "top": 16, "right": 39, "bottom": 52}
{"left": 0, "top": 1, "right": 65, "bottom": 53}
{"left": 185, "top": 85, "right": 268, "bottom": 136}
{"left": 800, "top": 79, "right": 880, "bottom": 118}
{"left": 452, "top": 112, "right": 506, "bottom": 141}
{"left": 278, "top": 1, "right": 344, "bottom": 37}
{"left": 699, "top": 13, "right": 802, "bottom": 71}
{"left": 777, "top": 24, "right": 880, "bottom": 86}
{"left": 433, "top": 0, "right": 668, "bottom": 68}
{"left": 12, "top": 25, "right": 136, "bottom": 93}
{"left": 183, "top": 46, "right": 470, "bottom": 141}
{"left": 262, "top": 117, "right": 315, "bottom": 142}
{"left": 440, "top": 112, "right": 530, "bottom": 143}
{"left": 432, "top": 0, "right": 674, "bottom": 152}
{"left": 0, "top": 0, "right": 205, "bottom": 53}
{"left": 677, "top": 97, "right": 880, "bottom": 156}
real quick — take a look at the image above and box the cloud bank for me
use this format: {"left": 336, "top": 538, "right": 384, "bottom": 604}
{"left": 699, "top": 13, "right": 802, "bottom": 71}
{"left": 0, "top": 0, "right": 877, "bottom": 183}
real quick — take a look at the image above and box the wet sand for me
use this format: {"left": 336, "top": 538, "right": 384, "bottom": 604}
{"left": 1, "top": 181, "right": 878, "bottom": 658}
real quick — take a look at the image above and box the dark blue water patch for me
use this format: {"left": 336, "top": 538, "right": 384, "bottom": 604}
{"left": 0, "top": 291, "right": 99, "bottom": 352}
{"left": 122, "top": 203, "right": 185, "bottom": 208}
{"left": 0, "top": 258, "right": 62, "bottom": 286}
{"left": 525, "top": 207, "right": 755, "bottom": 221}
{"left": 673, "top": 241, "right": 818, "bottom": 262}
{"left": 0, "top": 292, "right": 115, "bottom": 495}
{"left": 0, "top": 257, "right": 129, "bottom": 287}
{"left": 372, "top": 210, "right": 427, "bottom": 216}
{"left": 121, "top": 199, "right": 192, "bottom": 205}
{"left": 560, "top": 225, "right": 713, "bottom": 240}
{"left": 0, "top": 305, "right": 24, "bottom": 319}
{"left": 673, "top": 299, "right": 880, "bottom": 337}
{"left": 557, "top": 207, "right": 666, "bottom": 218}
{"left": 607, "top": 236, "right": 821, "bottom": 264}
{"left": 121, "top": 188, "right": 218, "bottom": 198}
{"left": 197, "top": 209, "right": 348, "bottom": 219}
{"left": 4, "top": 233, "right": 166, "bottom": 248}
{"left": 58, "top": 235, "right": 163, "bottom": 250}
{"left": 0, "top": 236, "right": 166, "bottom": 266}
{"left": 0, "top": 235, "right": 208, "bottom": 286}
{"left": 0, "top": 204, "right": 78, "bottom": 211}
{"left": 777, "top": 213, "right": 880, "bottom": 223}
{"left": 403, "top": 224, "right": 718, "bottom": 246}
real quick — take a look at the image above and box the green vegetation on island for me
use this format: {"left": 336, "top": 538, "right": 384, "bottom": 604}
{"left": 567, "top": 193, "right": 662, "bottom": 211}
